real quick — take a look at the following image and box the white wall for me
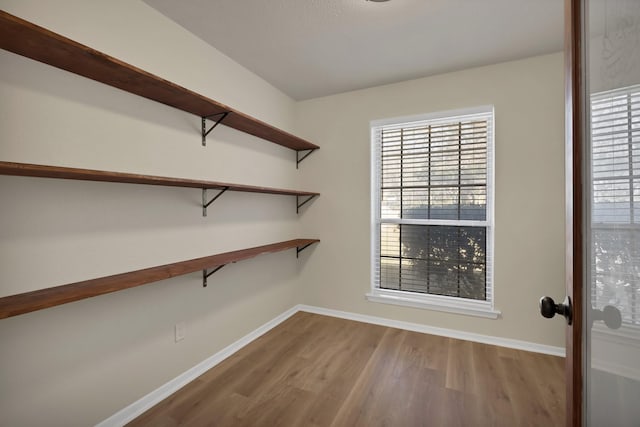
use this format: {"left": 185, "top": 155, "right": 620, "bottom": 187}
{"left": 296, "top": 52, "right": 566, "bottom": 348}
{"left": 0, "top": 1, "right": 307, "bottom": 426}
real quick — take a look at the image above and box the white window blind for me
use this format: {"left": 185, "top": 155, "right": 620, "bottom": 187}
{"left": 370, "top": 107, "right": 495, "bottom": 316}
{"left": 591, "top": 84, "right": 640, "bottom": 326}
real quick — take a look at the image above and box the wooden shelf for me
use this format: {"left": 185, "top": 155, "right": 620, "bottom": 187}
{"left": 0, "top": 239, "right": 319, "bottom": 319}
{"left": 0, "top": 11, "right": 319, "bottom": 152}
{"left": 0, "top": 161, "right": 319, "bottom": 197}
{"left": 0, "top": 12, "right": 322, "bottom": 321}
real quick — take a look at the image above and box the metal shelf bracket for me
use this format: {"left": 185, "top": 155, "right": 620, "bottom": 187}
{"left": 296, "top": 148, "right": 317, "bottom": 169}
{"left": 202, "top": 187, "right": 229, "bottom": 216}
{"left": 202, "top": 112, "right": 230, "bottom": 146}
{"left": 296, "top": 194, "right": 317, "bottom": 214}
{"left": 202, "top": 265, "right": 226, "bottom": 287}
{"left": 296, "top": 242, "right": 315, "bottom": 258}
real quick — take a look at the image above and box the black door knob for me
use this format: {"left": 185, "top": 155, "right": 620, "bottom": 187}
{"left": 539, "top": 296, "right": 572, "bottom": 325}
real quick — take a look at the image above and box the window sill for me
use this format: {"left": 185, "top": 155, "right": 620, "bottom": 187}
{"left": 366, "top": 289, "right": 501, "bottom": 319}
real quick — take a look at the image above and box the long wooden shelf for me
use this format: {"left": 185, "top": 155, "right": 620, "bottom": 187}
{"left": 0, "top": 161, "right": 319, "bottom": 197}
{"left": 0, "top": 11, "right": 318, "bottom": 152}
{"left": 0, "top": 239, "right": 319, "bottom": 319}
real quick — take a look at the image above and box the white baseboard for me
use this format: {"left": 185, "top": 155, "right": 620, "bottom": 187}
{"left": 297, "top": 304, "right": 566, "bottom": 357}
{"left": 96, "top": 306, "right": 299, "bottom": 427}
{"left": 98, "top": 303, "right": 564, "bottom": 426}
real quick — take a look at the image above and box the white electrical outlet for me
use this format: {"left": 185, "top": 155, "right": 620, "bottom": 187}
{"left": 175, "top": 321, "right": 186, "bottom": 342}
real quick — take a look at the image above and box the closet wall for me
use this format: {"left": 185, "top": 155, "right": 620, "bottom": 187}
{"left": 0, "top": 1, "right": 306, "bottom": 425}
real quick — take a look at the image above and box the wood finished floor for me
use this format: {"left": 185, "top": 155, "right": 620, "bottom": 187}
{"left": 128, "top": 312, "right": 565, "bottom": 427}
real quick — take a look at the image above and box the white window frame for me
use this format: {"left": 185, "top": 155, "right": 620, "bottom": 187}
{"left": 368, "top": 106, "right": 499, "bottom": 319}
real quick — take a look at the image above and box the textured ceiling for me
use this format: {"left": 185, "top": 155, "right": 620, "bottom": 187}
{"left": 144, "top": 0, "right": 564, "bottom": 100}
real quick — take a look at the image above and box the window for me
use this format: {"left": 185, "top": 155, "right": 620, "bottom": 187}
{"left": 369, "top": 106, "right": 498, "bottom": 318}
{"left": 591, "top": 84, "right": 640, "bottom": 326}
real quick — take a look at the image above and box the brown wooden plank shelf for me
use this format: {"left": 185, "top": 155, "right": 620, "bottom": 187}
{"left": 0, "top": 239, "right": 319, "bottom": 319}
{"left": 0, "top": 161, "right": 319, "bottom": 216}
{"left": 0, "top": 11, "right": 319, "bottom": 158}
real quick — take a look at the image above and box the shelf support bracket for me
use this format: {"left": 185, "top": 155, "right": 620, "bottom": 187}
{"left": 202, "top": 187, "right": 229, "bottom": 217}
{"left": 202, "top": 112, "right": 230, "bottom": 146}
{"left": 296, "top": 194, "right": 317, "bottom": 214}
{"left": 202, "top": 265, "right": 226, "bottom": 287}
{"left": 296, "top": 242, "right": 315, "bottom": 258}
{"left": 296, "top": 148, "right": 317, "bottom": 169}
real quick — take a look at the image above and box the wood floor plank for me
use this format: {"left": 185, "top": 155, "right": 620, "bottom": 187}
{"left": 501, "top": 356, "right": 557, "bottom": 426}
{"left": 472, "top": 342, "right": 518, "bottom": 422}
{"left": 514, "top": 350, "right": 566, "bottom": 424}
{"left": 410, "top": 330, "right": 449, "bottom": 375}
{"left": 330, "top": 327, "right": 408, "bottom": 426}
{"left": 296, "top": 320, "right": 387, "bottom": 426}
{"left": 445, "top": 337, "right": 477, "bottom": 393}
{"left": 127, "top": 312, "right": 565, "bottom": 427}
{"left": 178, "top": 391, "right": 252, "bottom": 427}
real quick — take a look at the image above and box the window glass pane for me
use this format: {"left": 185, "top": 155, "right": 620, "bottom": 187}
{"left": 460, "top": 187, "right": 486, "bottom": 220}
{"left": 381, "top": 189, "right": 400, "bottom": 219}
{"left": 380, "top": 116, "right": 488, "bottom": 221}
{"left": 401, "top": 188, "right": 428, "bottom": 219}
{"left": 379, "top": 224, "right": 487, "bottom": 300}
{"left": 380, "top": 223, "right": 399, "bottom": 258}
{"left": 380, "top": 258, "right": 400, "bottom": 291}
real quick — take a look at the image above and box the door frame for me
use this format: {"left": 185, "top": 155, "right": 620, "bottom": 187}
{"left": 565, "top": 0, "right": 586, "bottom": 425}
